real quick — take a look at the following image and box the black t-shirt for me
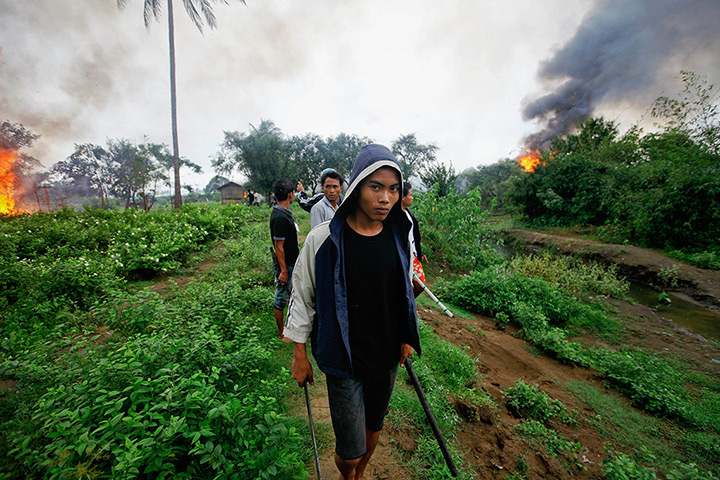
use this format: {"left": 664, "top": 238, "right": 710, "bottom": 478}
{"left": 270, "top": 206, "right": 299, "bottom": 266}
{"left": 343, "top": 222, "right": 406, "bottom": 374}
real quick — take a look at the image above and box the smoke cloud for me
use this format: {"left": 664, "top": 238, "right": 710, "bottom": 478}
{"left": 522, "top": 0, "right": 720, "bottom": 149}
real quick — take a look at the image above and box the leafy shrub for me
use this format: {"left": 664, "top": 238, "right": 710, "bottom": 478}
{"left": 668, "top": 249, "right": 720, "bottom": 270}
{"left": 413, "top": 185, "right": 501, "bottom": 271}
{"left": 438, "top": 267, "right": 720, "bottom": 436}
{"left": 0, "top": 204, "right": 314, "bottom": 479}
{"left": 504, "top": 380, "right": 575, "bottom": 425}
{"left": 515, "top": 419, "right": 582, "bottom": 460}
{"left": 602, "top": 451, "right": 659, "bottom": 480}
{"left": 509, "top": 252, "right": 629, "bottom": 298}
{"left": 436, "top": 266, "right": 592, "bottom": 328}
{"left": 5, "top": 292, "right": 304, "bottom": 479}
{"left": 667, "top": 461, "right": 720, "bottom": 480}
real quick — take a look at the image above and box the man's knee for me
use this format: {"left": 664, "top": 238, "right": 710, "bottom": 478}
{"left": 335, "top": 454, "right": 362, "bottom": 472}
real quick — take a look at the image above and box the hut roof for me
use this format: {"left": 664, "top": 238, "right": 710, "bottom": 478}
{"left": 217, "top": 181, "right": 243, "bottom": 191}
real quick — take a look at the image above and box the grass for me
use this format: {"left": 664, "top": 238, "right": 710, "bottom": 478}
{"left": 415, "top": 293, "right": 474, "bottom": 321}
{"left": 563, "top": 380, "right": 717, "bottom": 476}
{"left": 386, "top": 322, "right": 494, "bottom": 479}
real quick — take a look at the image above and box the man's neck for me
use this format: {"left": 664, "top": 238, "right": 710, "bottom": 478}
{"left": 346, "top": 211, "right": 383, "bottom": 236}
{"left": 277, "top": 199, "right": 292, "bottom": 210}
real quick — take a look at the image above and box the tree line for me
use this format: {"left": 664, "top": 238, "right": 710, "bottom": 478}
{"left": 212, "top": 119, "right": 454, "bottom": 196}
{"left": 1, "top": 117, "right": 455, "bottom": 211}
{"left": 465, "top": 71, "right": 720, "bottom": 261}
{"left": 50, "top": 139, "right": 202, "bottom": 211}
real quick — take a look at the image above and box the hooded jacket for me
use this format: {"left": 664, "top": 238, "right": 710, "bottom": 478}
{"left": 284, "top": 144, "right": 422, "bottom": 378}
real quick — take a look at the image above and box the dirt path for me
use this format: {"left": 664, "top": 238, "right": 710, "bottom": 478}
{"left": 506, "top": 229, "right": 720, "bottom": 310}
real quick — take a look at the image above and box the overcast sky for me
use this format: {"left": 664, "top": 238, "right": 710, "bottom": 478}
{"left": 1, "top": 0, "right": 719, "bottom": 189}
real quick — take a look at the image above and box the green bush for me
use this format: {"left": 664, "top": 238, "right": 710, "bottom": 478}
{"left": 667, "top": 461, "right": 720, "bottom": 480}
{"left": 412, "top": 185, "right": 501, "bottom": 271}
{"left": 438, "top": 267, "right": 720, "bottom": 437}
{"left": 509, "top": 252, "right": 629, "bottom": 299}
{"left": 0, "top": 204, "right": 314, "bottom": 479}
{"left": 4, "top": 289, "right": 305, "bottom": 479}
{"left": 515, "top": 419, "right": 582, "bottom": 460}
{"left": 602, "top": 451, "right": 659, "bottom": 480}
{"left": 504, "top": 380, "right": 575, "bottom": 425}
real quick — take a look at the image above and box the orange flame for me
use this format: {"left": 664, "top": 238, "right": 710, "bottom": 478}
{"left": 0, "top": 148, "right": 21, "bottom": 215}
{"left": 518, "top": 150, "right": 546, "bottom": 173}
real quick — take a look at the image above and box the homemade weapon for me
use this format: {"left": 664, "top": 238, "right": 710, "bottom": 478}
{"left": 304, "top": 381, "right": 322, "bottom": 480}
{"left": 404, "top": 357, "right": 458, "bottom": 477}
{"left": 413, "top": 273, "right": 454, "bottom": 318}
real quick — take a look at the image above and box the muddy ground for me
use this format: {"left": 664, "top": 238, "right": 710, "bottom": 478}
{"left": 301, "top": 229, "right": 720, "bottom": 479}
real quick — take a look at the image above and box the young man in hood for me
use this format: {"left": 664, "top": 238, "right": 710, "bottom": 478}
{"left": 284, "top": 144, "right": 421, "bottom": 480}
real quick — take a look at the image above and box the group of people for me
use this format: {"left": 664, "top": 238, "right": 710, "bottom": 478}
{"left": 268, "top": 144, "right": 426, "bottom": 480}
{"left": 247, "top": 190, "right": 262, "bottom": 206}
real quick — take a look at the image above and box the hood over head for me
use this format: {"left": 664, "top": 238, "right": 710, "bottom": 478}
{"left": 335, "top": 144, "right": 404, "bottom": 221}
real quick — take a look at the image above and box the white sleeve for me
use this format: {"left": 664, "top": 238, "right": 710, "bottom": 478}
{"left": 284, "top": 226, "right": 325, "bottom": 343}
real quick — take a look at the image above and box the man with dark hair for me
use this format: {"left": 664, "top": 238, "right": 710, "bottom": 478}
{"left": 284, "top": 145, "right": 421, "bottom": 480}
{"left": 269, "top": 179, "right": 298, "bottom": 340}
{"left": 296, "top": 168, "right": 344, "bottom": 213}
{"left": 310, "top": 170, "right": 344, "bottom": 228}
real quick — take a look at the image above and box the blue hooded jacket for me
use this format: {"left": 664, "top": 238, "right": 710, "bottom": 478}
{"left": 284, "top": 144, "right": 422, "bottom": 378}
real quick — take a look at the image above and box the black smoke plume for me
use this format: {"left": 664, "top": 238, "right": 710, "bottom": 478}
{"left": 522, "top": 0, "right": 720, "bottom": 149}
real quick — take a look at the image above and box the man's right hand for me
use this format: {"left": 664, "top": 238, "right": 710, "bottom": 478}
{"left": 296, "top": 181, "right": 305, "bottom": 193}
{"left": 291, "top": 344, "right": 314, "bottom": 387}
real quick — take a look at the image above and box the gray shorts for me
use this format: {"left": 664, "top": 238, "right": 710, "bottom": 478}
{"left": 326, "top": 366, "right": 399, "bottom": 460}
{"left": 272, "top": 264, "right": 293, "bottom": 311}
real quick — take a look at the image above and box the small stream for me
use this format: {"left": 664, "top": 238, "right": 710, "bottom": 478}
{"left": 628, "top": 283, "right": 720, "bottom": 342}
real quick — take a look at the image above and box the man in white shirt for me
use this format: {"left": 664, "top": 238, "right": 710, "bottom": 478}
{"left": 310, "top": 170, "right": 344, "bottom": 228}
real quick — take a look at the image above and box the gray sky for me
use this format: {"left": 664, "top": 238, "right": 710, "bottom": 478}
{"left": 1, "top": 0, "right": 718, "bottom": 189}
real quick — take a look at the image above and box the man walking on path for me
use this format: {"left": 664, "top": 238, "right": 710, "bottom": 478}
{"left": 310, "top": 170, "right": 344, "bottom": 229}
{"left": 269, "top": 179, "right": 298, "bottom": 341}
{"left": 284, "top": 144, "right": 421, "bottom": 480}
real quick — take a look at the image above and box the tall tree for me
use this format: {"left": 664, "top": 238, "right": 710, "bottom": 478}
{"left": 204, "top": 174, "right": 230, "bottom": 194}
{"left": 214, "top": 120, "right": 295, "bottom": 195}
{"left": 52, "top": 139, "right": 201, "bottom": 210}
{"left": 460, "top": 158, "right": 520, "bottom": 209}
{"left": 0, "top": 120, "right": 41, "bottom": 177}
{"left": 391, "top": 133, "right": 438, "bottom": 181}
{"left": 117, "top": 0, "right": 246, "bottom": 209}
{"left": 51, "top": 143, "right": 113, "bottom": 208}
{"left": 288, "top": 133, "right": 326, "bottom": 192}
{"left": 652, "top": 70, "right": 720, "bottom": 156}
{"left": 322, "top": 133, "right": 372, "bottom": 179}
{"left": 420, "top": 161, "right": 458, "bottom": 197}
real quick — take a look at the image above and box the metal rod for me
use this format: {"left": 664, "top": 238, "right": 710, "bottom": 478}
{"left": 404, "top": 357, "right": 458, "bottom": 477}
{"left": 304, "top": 381, "right": 322, "bottom": 480}
{"left": 413, "top": 273, "right": 454, "bottom": 317}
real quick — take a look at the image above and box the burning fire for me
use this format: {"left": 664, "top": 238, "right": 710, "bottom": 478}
{"left": 518, "top": 150, "right": 546, "bottom": 172}
{"left": 0, "top": 148, "right": 21, "bottom": 215}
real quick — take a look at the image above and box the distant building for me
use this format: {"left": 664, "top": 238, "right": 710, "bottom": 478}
{"left": 217, "top": 182, "right": 246, "bottom": 205}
